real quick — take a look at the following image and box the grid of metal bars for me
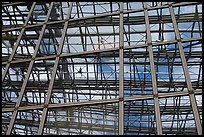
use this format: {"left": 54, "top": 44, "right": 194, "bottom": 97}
{"left": 2, "top": 2, "right": 202, "bottom": 135}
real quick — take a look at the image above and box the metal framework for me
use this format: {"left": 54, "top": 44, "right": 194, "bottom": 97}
{"left": 2, "top": 2, "right": 202, "bottom": 135}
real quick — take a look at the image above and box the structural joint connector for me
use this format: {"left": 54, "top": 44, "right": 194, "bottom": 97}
{"left": 22, "top": 25, "right": 27, "bottom": 28}
{"left": 153, "top": 94, "right": 158, "bottom": 98}
{"left": 147, "top": 42, "right": 152, "bottom": 46}
{"left": 168, "top": 3, "right": 173, "bottom": 7}
{"left": 189, "top": 90, "right": 194, "bottom": 94}
{"left": 177, "top": 39, "right": 181, "bottom": 42}
{"left": 14, "top": 107, "right": 19, "bottom": 111}
{"left": 119, "top": 46, "right": 123, "bottom": 49}
{"left": 119, "top": 97, "right": 124, "bottom": 101}
{"left": 44, "top": 104, "right": 49, "bottom": 108}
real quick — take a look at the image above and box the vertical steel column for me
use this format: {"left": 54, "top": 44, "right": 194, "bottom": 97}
{"left": 168, "top": 3, "right": 202, "bottom": 135}
{"left": 143, "top": 2, "right": 163, "bottom": 135}
{"left": 6, "top": 2, "right": 54, "bottom": 135}
{"left": 2, "top": 2, "right": 36, "bottom": 82}
{"left": 37, "top": 2, "right": 73, "bottom": 135}
{"left": 119, "top": 2, "right": 124, "bottom": 135}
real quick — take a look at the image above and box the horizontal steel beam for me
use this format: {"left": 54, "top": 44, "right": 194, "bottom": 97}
{"left": 2, "top": 13, "right": 202, "bottom": 31}
{"left": 2, "top": 2, "right": 200, "bottom": 32}
{"left": 2, "top": 29, "right": 202, "bottom": 39}
{"left": 2, "top": 2, "right": 25, "bottom": 7}
{"left": 3, "top": 81, "right": 202, "bottom": 90}
{"left": 2, "top": 37, "right": 202, "bottom": 65}
{"left": 2, "top": 90, "right": 202, "bottom": 112}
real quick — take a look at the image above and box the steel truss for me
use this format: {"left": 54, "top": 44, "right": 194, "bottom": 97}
{"left": 2, "top": 2, "right": 202, "bottom": 135}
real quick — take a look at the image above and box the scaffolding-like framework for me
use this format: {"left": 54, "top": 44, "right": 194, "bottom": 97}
{"left": 2, "top": 2, "right": 202, "bottom": 135}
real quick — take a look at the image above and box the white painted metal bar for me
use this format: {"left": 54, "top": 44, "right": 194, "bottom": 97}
{"left": 168, "top": 3, "right": 202, "bottom": 135}
{"left": 143, "top": 2, "right": 163, "bottom": 135}
{"left": 119, "top": 2, "right": 124, "bottom": 135}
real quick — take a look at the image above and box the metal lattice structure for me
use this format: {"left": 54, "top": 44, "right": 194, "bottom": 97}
{"left": 2, "top": 2, "right": 202, "bottom": 135}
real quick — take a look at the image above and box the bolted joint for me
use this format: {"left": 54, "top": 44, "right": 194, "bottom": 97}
{"left": 189, "top": 90, "right": 194, "bottom": 94}
{"left": 14, "top": 107, "right": 19, "bottom": 111}
{"left": 144, "top": 7, "right": 148, "bottom": 10}
{"left": 119, "top": 46, "right": 123, "bottom": 49}
{"left": 22, "top": 25, "right": 27, "bottom": 28}
{"left": 177, "top": 39, "right": 181, "bottom": 42}
{"left": 119, "top": 97, "right": 124, "bottom": 101}
{"left": 44, "top": 104, "right": 49, "bottom": 108}
{"left": 153, "top": 94, "right": 158, "bottom": 98}
{"left": 168, "top": 3, "right": 173, "bottom": 7}
{"left": 147, "top": 42, "right": 152, "bottom": 46}
{"left": 56, "top": 54, "right": 60, "bottom": 57}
